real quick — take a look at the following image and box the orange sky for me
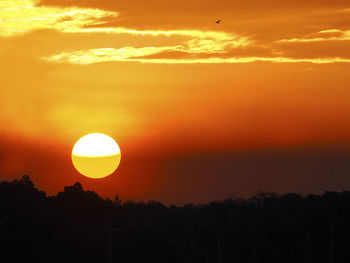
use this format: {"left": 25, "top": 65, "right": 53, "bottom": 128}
{"left": 1, "top": 0, "right": 350, "bottom": 204}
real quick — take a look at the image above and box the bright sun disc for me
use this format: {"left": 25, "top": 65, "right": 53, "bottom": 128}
{"left": 72, "top": 133, "right": 121, "bottom": 179}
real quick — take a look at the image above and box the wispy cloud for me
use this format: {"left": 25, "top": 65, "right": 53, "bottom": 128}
{"left": 276, "top": 28, "right": 350, "bottom": 43}
{"left": 3, "top": 0, "right": 350, "bottom": 65}
{"left": 0, "top": 0, "right": 249, "bottom": 47}
{"left": 0, "top": 0, "right": 117, "bottom": 37}
{"left": 1, "top": 0, "right": 251, "bottom": 60}
{"left": 44, "top": 48, "right": 350, "bottom": 64}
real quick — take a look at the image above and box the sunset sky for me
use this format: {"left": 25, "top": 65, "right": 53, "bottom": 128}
{"left": 1, "top": 0, "right": 350, "bottom": 204}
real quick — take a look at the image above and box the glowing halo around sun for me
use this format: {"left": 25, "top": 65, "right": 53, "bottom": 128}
{"left": 71, "top": 133, "right": 121, "bottom": 179}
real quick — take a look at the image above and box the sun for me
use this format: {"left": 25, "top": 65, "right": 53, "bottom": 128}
{"left": 72, "top": 133, "right": 121, "bottom": 179}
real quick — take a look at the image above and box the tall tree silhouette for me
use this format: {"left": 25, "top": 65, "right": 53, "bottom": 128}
{"left": 0, "top": 175, "right": 350, "bottom": 262}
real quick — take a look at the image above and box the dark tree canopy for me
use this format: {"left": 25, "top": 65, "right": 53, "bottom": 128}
{"left": 0, "top": 175, "right": 349, "bottom": 263}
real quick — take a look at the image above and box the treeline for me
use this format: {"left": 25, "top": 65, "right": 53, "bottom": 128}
{"left": 0, "top": 176, "right": 350, "bottom": 263}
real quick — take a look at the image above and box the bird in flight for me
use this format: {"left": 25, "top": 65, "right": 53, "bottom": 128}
{"left": 216, "top": 19, "right": 222, "bottom": 24}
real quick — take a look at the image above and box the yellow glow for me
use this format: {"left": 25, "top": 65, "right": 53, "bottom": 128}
{"left": 72, "top": 133, "right": 121, "bottom": 179}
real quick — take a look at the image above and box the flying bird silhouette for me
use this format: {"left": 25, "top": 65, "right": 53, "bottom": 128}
{"left": 216, "top": 19, "right": 222, "bottom": 24}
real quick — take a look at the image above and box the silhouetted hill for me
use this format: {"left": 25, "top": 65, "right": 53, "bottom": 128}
{"left": 0, "top": 175, "right": 349, "bottom": 263}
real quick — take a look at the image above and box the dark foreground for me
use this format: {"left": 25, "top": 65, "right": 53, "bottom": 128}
{"left": 0, "top": 176, "right": 349, "bottom": 263}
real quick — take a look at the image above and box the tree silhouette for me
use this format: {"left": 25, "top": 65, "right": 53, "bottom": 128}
{"left": 0, "top": 175, "right": 349, "bottom": 262}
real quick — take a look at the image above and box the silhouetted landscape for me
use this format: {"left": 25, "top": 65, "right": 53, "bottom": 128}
{"left": 0, "top": 176, "right": 349, "bottom": 262}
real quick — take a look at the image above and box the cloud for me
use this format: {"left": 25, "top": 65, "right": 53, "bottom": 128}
{"left": 43, "top": 48, "right": 350, "bottom": 64}
{"left": 3, "top": 0, "right": 350, "bottom": 65}
{"left": 0, "top": 0, "right": 117, "bottom": 37}
{"left": 38, "top": 0, "right": 350, "bottom": 14}
{"left": 1, "top": 0, "right": 251, "bottom": 60}
{"left": 276, "top": 28, "right": 350, "bottom": 43}
{"left": 0, "top": 0, "right": 249, "bottom": 43}
{"left": 40, "top": 28, "right": 254, "bottom": 63}
{"left": 273, "top": 25, "right": 350, "bottom": 59}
